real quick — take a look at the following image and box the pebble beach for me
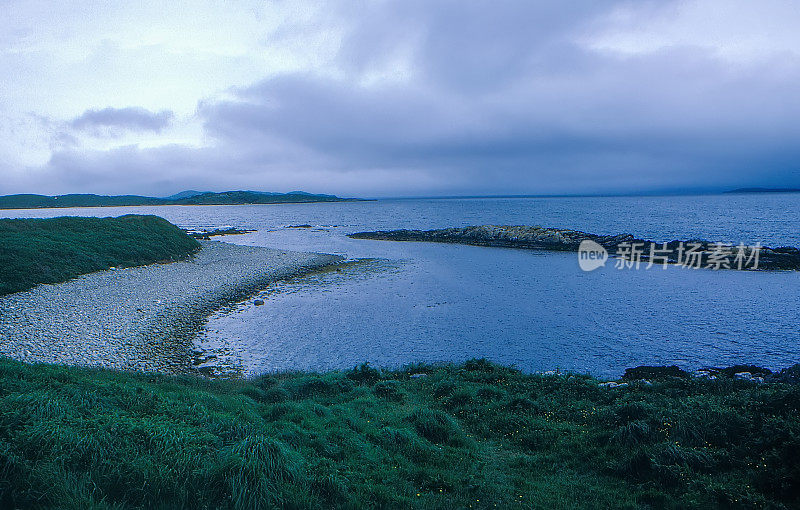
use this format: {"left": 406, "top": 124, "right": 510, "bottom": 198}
{"left": 0, "top": 241, "right": 342, "bottom": 373}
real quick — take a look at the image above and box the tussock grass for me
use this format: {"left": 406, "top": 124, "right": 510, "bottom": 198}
{"left": 0, "top": 358, "right": 798, "bottom": 508}
{"left": 0, "top": 215, "right": 200, "bottom": 295}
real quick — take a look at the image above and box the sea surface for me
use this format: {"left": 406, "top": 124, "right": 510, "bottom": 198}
{"left": 3, "top": 193, "right": 799, "bottom": 377}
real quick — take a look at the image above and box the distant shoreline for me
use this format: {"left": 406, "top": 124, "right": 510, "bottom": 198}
{"left": 0, "top": 190, "right": 368, "bottom": 210}
{"left": 723, "top": 187, "right": 800, "bottom": 194}
{"left": 372, "top": 189, "right": 800, "bottom": 200}
{"left": 0, "top": 200, "right": 372, "bottom": 211}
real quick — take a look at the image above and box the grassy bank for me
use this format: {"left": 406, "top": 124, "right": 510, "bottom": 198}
{"left": 0, "top": 358, "right": 797, "bottom": 508}
{"left": 0, "top": 215, "right": 200, "bottom": 295}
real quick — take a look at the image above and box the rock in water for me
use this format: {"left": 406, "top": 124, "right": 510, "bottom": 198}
{"left": 622, "top": 365, "right": 690, "bottom": 381}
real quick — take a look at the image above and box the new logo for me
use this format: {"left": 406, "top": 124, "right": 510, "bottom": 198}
{"left": 578, "top": 240, "right": 608, "bottom": 271}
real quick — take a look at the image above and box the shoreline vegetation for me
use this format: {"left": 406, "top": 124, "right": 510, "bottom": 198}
{"left": 0, "top": 357, "right": 798, "bottom": 508}
{"left": 350, "top": 225, "right": 800, "bottom": 270}
{"left": 0, "top": 190, "right": 362, "bottom": 210}
{"left": 0, "top": 215, "right": 200, "bottom": 296}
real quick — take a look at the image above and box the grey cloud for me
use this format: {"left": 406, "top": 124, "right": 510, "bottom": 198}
{"left": 197, "top": 39, "right": 800, "bottom": 194}
{"left": 20, "top": 1, "right": 800, "bottom": 195}
{"left": 334, "top": 0, "right": 653, "bottom": 91}
{"left": 70, "top": 107, "right": 174, "bottom": 135}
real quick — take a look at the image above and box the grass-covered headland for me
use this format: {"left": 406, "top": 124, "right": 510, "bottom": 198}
{"left": 0, "top": 215, "right": 200, "bottom": 295}
{"left": 0, "top": 358, "right": 798, "bottom": 509}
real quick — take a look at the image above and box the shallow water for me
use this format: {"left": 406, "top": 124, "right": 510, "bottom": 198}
{"left": 4, "top": 193, "right": 799, "bottom": 377}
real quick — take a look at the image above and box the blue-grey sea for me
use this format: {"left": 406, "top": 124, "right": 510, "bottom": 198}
{"left": 3, "top": 193, "right": 799, "bottom": 377}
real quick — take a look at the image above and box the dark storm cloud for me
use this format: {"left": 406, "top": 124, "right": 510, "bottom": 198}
{"left": 199, "top": 43, "right": 800, "bottom": 193}
{"left": 70, "top": 107, "right": 174, "bottom": 135}
{"left": 25, "top": 1, "right": 800, "bottom": 195}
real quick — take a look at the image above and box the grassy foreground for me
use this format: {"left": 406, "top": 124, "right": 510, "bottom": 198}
{"left": 0, "top": 359, "right": 798, "bottom": 509}
{"left": 0, "top": 215, "right": 200, "bottom": 295}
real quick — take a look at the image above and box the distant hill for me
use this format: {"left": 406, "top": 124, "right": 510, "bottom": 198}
{"left": 164, "top": 190, "right": 209, "bottom": 200}
{"left": 725, "top": 187, "right": 800, "bottom": 194}
{"left": 0, "top": 191, "right": 361, "bottom": 210}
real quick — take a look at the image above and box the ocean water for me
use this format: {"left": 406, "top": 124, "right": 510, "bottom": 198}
{"left": 3, "top": 193, "right": 799, "bottom": 377}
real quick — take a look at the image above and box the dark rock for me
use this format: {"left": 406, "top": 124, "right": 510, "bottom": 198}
{"left": 286, "top": 224, "right": 313, "bottom": 228}
{"left": 186, "top": 227, "right": 255, "bottom": 239}
{"left": 717, "top": 365, "right": 772, "bottom": 378}
{"left": 766, "top": 364, "right": 800, "bottom": 384}
{"left": 253, "top": 299, "right": 265, "bottom": 306}
{"left": 622, "top": 365, "right": 690, "bottom": 381}
{"left": 196, "top": 366, "right": 217, "bottom": 377}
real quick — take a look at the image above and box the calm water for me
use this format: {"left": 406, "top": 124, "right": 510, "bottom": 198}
{"left": 3, "top": 194, "right": 800, "bottom": 377}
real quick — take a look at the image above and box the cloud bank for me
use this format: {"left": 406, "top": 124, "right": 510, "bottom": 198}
{"left": 70, "top": 107, "right": 174, "bottom": 135}
{"left": 1, "top": 0, "right": 799, "bottom": 196}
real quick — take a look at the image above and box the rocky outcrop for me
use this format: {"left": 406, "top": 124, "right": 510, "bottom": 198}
{"left": 350, "top": 225, "right": 632, "bottom": 251}
{"left": 349, "top": 225, "right": 800, "bottom": 270}
{"left": 608, "top": 364, "right": 800, "bottom": 386}
{"left": 186, "top": 227, "right": 255, "bottom": 239}
{"left": 622, "top": 365, "right": 690, "bottom": 381}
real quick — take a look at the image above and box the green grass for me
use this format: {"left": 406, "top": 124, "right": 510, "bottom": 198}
{"left": 0, "top": 358, "right": 798, "bottom": 509}
{"left": 0, "top": 215, "right": 200, "bottom": 295}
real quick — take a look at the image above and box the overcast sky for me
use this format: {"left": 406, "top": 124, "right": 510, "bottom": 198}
{"left": 2, "top": 0, "right": 800, "bottom": 197}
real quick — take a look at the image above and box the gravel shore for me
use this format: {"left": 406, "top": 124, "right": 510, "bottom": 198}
{"left": 0, "top": 241, "right": 342, "bottom": 373}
